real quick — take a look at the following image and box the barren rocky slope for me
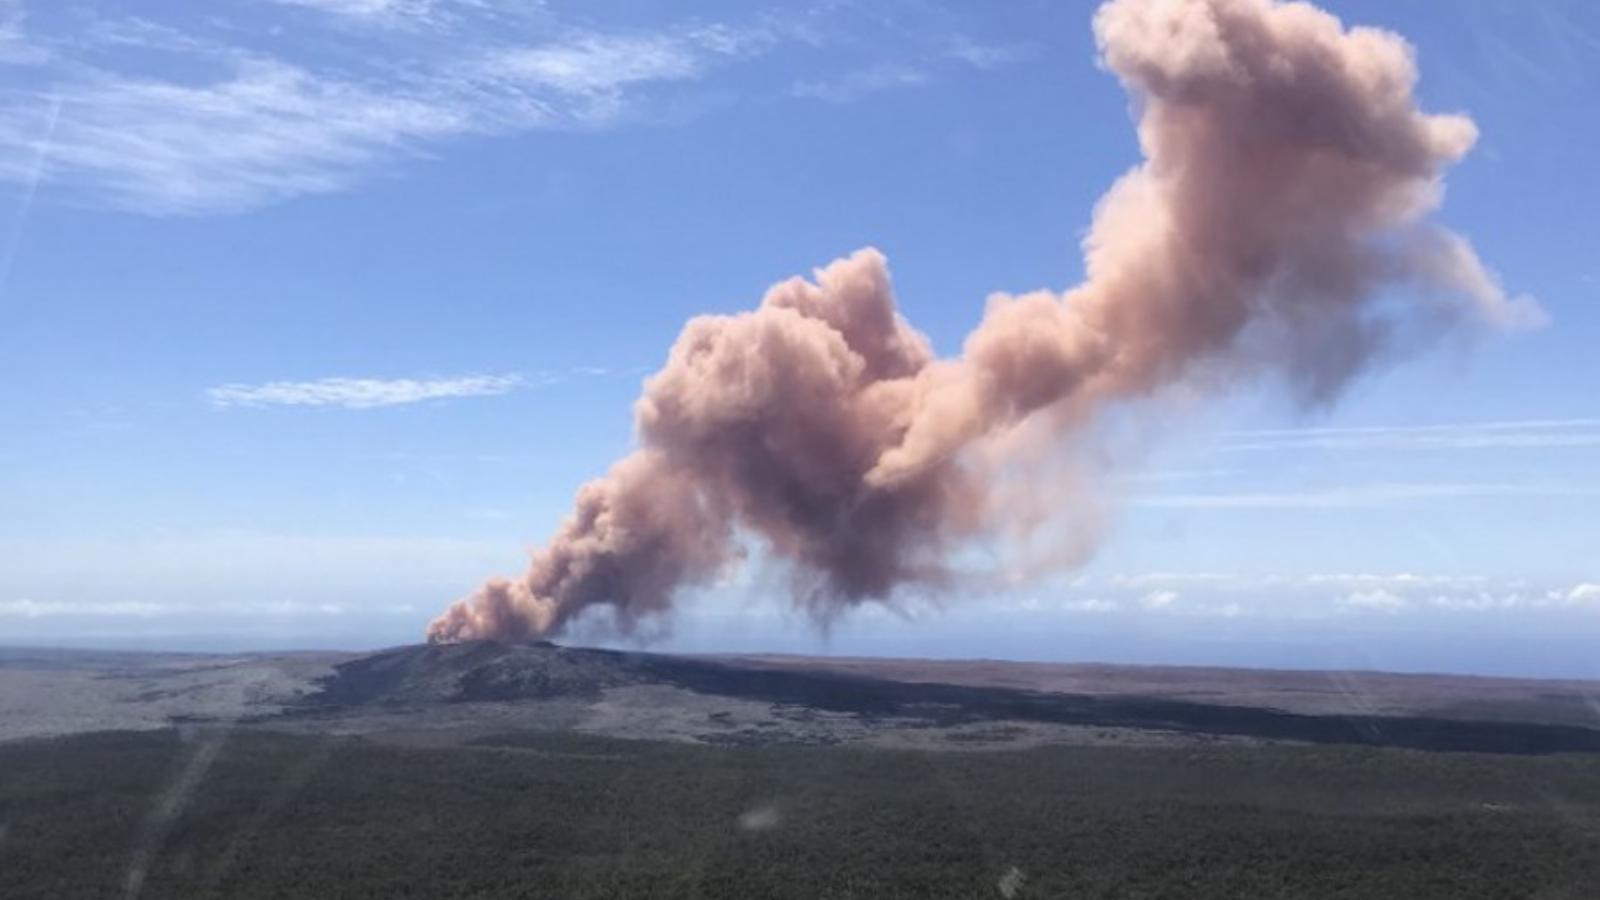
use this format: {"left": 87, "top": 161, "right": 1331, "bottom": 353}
{"left": 5, "top": 642, "right": 1598, "bottom": 753}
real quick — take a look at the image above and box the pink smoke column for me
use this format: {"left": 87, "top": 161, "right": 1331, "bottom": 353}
{"left": 428, "top": 0, "right": 1539, "bottom": 643}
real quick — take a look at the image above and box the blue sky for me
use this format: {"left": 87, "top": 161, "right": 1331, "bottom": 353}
{"left": 0, "top": 0, "right": 1596, "bottom": 675}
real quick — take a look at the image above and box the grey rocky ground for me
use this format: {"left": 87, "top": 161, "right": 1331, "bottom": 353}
{"left": 3, "top": 642, "right": 1597, "bottom": 752}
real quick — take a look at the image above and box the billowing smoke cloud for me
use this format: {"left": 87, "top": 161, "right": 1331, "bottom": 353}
{"left": 427, "top": 0, "right": 1540, "bottom": 643}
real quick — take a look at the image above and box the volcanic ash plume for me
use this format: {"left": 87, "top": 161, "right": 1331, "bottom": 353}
{"left": 427, "top": 0, "right": 1540, "bottom": 643}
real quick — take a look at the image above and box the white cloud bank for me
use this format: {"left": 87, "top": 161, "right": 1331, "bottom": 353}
{"left": 1062, "top": 597, "right": 1118, "bottom": 613}
{"left": 0, "top": 598, "right": 168, "bottom": 618}
{"left": 1085, "top": 572, "right": 1600, "bottom": 622}
{"left": 1140, "top": 590, "right": 1178, "bottom": 610}
{"left": 1341, "top": 588, "right": 1409, "bottom": 613}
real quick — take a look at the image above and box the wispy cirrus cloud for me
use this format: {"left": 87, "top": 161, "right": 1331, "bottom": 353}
{"left": 0, "top": 5, "right": 774, "bottom": 213}
{"left": 789, "top": 36, "right": 1031, "bottom": 104}
{"left": 266, "top": 0, "right": 442, "bottom": 23}
{"left": 484, "top": 34, "right": 706, "bottom": 95}
{"left": 0, "top": 2, "right": 1015, "bottom": 214}
{"left": 4, "top": 59, "right": 470, "bottom": 215}
{"left": 941, "top": 36, "right": 1036, "bottom": 70}
{"left": 207, "top": 373, "right": 523, "bottom": 408}
{"left": 792, "top": 62, "right": 928, "bottom": 103}
{"left": 265, "top": 0, "right": 544, "bottom": 31}
{"left": 0, "top": 0, "right": 45, "bottom": 64}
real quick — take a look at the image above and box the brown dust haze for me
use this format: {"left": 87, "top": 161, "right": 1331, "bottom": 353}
{"left": 427, "top": 0, "right": 1540, "bottom": 643}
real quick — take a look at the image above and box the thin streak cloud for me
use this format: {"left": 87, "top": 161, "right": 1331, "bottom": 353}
{"left": 791, "top": 63, "right": 928, "bottom": 103}
{"left": 205, "top": 365, "right": 623, "bottom": 408}
{"left": 266, "top": 0, "right": 444, "bottom": 23}
{"left": 1220, "top": 419, "right": 1600, "bottom": 453}
{"left": 0, "top": 9, "right": 774, "bottom": 214}
{"left": 0, "top": 3, "right": 1012, "bottom": 214}
{"left": 0, "top": 598, "right": 168, "bottom": 618}
{"left": 207, "top": 374, "right": 523, "bottom": 409}
{"left": 1136, "top": 481, "right": 1596, "bottom": 510}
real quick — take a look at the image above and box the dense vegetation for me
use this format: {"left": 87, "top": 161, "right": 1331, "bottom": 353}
{"left": 3, "top": 727, "right": 1598, "bottom": 899}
